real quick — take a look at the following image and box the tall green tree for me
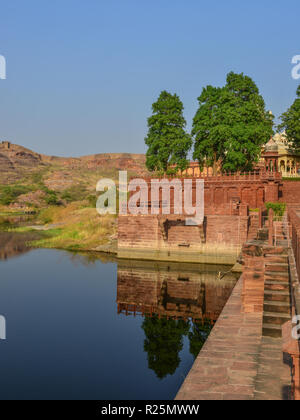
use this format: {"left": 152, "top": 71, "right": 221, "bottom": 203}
{"left": 222, "top": 72, "right": 274, "bottom": 172}
{"left": 192, "top": 85, "right": 229, "bottom": 174}
{"left": 145, "top": 91, "right": 192, "bottom": 173}
{"left": 192, "top": 72, "right": 274, "bottom": 173}
{"left": 279, "top": 85, "right": 300, "bottom": 151}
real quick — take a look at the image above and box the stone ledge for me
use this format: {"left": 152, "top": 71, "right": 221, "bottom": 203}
{"left": 175, "top": 275, "right": 292, "bottom": 400}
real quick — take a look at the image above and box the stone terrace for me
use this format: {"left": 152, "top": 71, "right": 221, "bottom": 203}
{"left": 176, "top": 276, "right": 292, "bottom": 400}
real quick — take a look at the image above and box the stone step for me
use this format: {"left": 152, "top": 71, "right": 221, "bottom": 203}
{"left": 264, "top": 281, "right": 290, "bottom": 292}
{"left": 265, "top": 263, "right": 289, "bottom": 273}
{"left": 263, "top": 247, "right": 289, "bottom": 256}
{"left": 265, "top": 270, "right": 289, "bottom": 278}
{"left": 262, "top": 323, "right": 282, "bottom": 338}
{"left": 263, "top": 311, "right": 291, "bottom": 326}
{"left": 264, "top": 288, "right": 290, "bottom": 295}
{"left": 264, "top": 290, "right": 290, "bottom": 303}
{"left": 264, "top": 300, "right": 291, "bottom": 315}
{"left": 264, "top": 272, "right": 289, "bottom": 283}
{"left": 265, "top": 261, "right": 289, "bottom": 266}
{"left": 264, "top": 255, "right": 289, "bottom": 264}
{"left": 264, "top": 276, "right": 289, "bottom": 284}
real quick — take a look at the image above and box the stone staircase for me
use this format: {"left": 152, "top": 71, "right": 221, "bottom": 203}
{"left": 262, "top": 250, "right": 291, "bottom": 338}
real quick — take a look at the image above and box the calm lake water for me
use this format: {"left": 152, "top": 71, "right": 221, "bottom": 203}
{"left": 0, "top": 231, "right": 238, "bottom": 400}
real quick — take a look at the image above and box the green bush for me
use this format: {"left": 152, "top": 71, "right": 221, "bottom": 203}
{"left": 61, "top": 185, "right": 88, "bottom": 203}
{"left": 45, "top": 191, "right": 60, "bottom": 205}
{"left": 265, "top": 202, "right": 286, "bottom": 217}
{"left": 31, "top": 172, "right": 44, "bottom": 185}
{"left": 87, "top": 195, "right": 97, "bottom": 208}
{"left": 0, "top": 185, "right": 33, "bottom": 205}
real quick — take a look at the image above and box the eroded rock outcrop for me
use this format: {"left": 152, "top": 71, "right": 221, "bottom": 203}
{"left": 0, "top": 141, "right": 148, "bottom": 189}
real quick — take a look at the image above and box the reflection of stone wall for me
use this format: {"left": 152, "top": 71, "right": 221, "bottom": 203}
{"left": 117, "top": 261, "right": 238, "bottom": 322}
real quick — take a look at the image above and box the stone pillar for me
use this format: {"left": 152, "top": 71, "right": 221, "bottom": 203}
{"left": 259, "top": 208, "right": 263, "bottom": 229}
{"left": 242, "top": 243, "right": 265, "bottom": 313}
{"left": 269, "top": 208, "right": 274, "bottom": 246}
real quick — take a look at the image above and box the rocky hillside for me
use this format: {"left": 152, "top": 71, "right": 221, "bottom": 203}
{"left": 0, "top": 141, "right": 148, "bottom": 191}
{"left": 0, "top": 142, "right": 44, "bottom": 182}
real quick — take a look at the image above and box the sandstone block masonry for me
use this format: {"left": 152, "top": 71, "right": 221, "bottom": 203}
{"left": 118, "top": 172, "right": 285, "bottom": 264}
{"left": 280, "top": 182, "right": 300, "bottom": 205}
{"left": 118, "top": 213, "right": 249, "bottom": 264}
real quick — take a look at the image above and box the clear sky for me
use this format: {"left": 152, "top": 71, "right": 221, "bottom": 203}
{"left": 0, "top": 0, "right": 299, "bottom": 157}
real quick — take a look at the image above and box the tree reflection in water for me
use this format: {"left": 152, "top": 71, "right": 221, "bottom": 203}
{"left": 142, "top": 315, "right": 190, "bottom": 379}
{"left": 117, "top": 260, "right": 238, "bottom": 379}
{"left": 188, "top": 320, "right": 213, "bottom": 360}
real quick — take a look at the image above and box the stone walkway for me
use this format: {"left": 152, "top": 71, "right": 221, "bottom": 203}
{"left": 176, "top": 276, "right": 292, "bottom": 400}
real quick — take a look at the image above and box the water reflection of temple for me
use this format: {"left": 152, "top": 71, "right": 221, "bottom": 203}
{"left": 117, "top": 260, "right": 238, "bottom": 323}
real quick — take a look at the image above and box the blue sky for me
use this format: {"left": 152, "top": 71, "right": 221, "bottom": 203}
{"left": 0, "top": 0, "right": 299, "bottom": 157}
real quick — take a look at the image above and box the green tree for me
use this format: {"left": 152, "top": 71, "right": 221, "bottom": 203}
{"left": 192, "top": 72, "right": 274, "bottom": 173}
{"left": 279, "top": 85, "right": 300, "bottom": 151}
{"left": 222, "top": 72, "right": 274, "bottom": 172}
{"left": 145, "top": 91, "right": 192, "bottom": 173}
{"left": 192, "top": 85, "right": 229, "bottom": 175}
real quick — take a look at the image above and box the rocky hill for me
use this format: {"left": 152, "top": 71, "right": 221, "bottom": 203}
{"left": 0, "top": 141, "right": 148, "bottom": 191}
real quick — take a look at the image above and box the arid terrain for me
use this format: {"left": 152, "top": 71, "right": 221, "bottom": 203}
{"left": 0, "top": 140, "right": 148, "bottom": 252}
{"left": 0, "top": 140, "right": 147, "bottom": 191}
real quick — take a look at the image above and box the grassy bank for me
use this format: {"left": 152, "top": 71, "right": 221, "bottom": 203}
{"left": 32, "top": 203, "right": 117, "bottom": 252}
{"left": 0, "top": 202, "right": 117, "bottom": 252}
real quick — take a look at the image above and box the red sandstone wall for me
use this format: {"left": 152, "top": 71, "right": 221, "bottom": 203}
{"left": 119, "top": 175, "right": 285, "bottom": 255}
{"left": 167, "top": 224, "right": 203, "bottom": 246}
{"left": 118, "top": 214, "right": 249, "bottom": 250}
{"left": 280, "top": 182, "right": 300, "bottom": 204}
{"left": 118, "top": 215, "right": 160, "bottom": 249}
{"left": 205, "top": 215, "right": 249, "bottom": 246}
{"left": 129, "top": 177, "right": 270, "bottom": 213}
